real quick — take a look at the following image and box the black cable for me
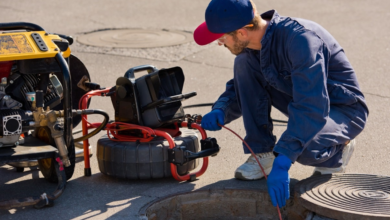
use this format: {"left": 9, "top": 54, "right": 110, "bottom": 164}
{"left": 183, "top": 103, "right": 288, "bottom": 124}
{"left": 73, "top": 109, "right": 109, "bottom": 142}
{"left": 272, "top": 119, "right": 288, "bottom": 123}
{"left": 73, "top": 120, "right": 114, "bottom": 136}
{"left": 183, "top": 103, "right": 215, "bottom": 109}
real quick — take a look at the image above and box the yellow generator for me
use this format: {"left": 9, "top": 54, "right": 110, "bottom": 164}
{"left": 0, "top": 22, "right": 91, "bottom": 209}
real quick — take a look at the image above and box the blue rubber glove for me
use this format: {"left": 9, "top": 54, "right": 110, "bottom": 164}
{"left": 201, "top": 109, "right": 225, "bottom": 131}
{"left": 267, "top": 154, "right": 292, "bottom": 208}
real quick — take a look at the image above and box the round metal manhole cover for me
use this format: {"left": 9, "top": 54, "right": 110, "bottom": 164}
{"left": 77, "top": 29, "right": 193, "bottom": 48}
{"left": 296, "top": 174, "right": 390, "bottom": 219}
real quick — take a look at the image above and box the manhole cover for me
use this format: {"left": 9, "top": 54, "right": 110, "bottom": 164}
{"left": 296, "top": 174, "right": 390, "bottom": 220}
{"left": 77, "top": 29, "right": 193, "bottom": 48}
{"left": 139, "top": 189, "right": 289, "bottom": 220}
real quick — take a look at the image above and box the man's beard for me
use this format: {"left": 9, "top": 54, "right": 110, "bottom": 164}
{"left": 225, "top": 34, "right": 249, "bottom": 55}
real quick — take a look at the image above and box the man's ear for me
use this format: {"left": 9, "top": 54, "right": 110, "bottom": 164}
{"left": 236, "top": 28, "right": 249, "bottom": 40}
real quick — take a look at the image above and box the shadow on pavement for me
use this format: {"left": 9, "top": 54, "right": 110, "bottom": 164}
{"left": 1, "top": 159, "right": 299, "bottom": 220}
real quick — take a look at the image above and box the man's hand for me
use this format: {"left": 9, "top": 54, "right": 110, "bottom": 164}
{"left": 201, "top": 109, "right": 225, "bottom": 131}
{"left": 267, "top": 154, "right": 292, "bottom": 207}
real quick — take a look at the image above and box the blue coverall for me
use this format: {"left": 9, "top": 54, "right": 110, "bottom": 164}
{"left": 212, "top": 10, "right": 369, "bottom": 168}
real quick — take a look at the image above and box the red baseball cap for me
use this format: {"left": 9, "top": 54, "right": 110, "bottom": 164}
{"left": 193, "top": 0, "right": 254, "bottom": 46}
{"left": 193, "top": 22, "right": 224, "bottom": 46}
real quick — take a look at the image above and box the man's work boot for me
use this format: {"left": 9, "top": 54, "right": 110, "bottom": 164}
{"left": 235, "top": 152, "right": 275, "bottom": 180}
{"left": 313, "top": 139, "right": 356, "bottom": 175}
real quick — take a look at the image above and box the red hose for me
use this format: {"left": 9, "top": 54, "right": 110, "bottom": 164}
{"left": 219, "top": 124, "right": 283, "bottom": 220}
{"left": 106, "top": 122, "right": 155, "bottom": 142}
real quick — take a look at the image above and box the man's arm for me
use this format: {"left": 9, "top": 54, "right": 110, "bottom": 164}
{"left": 273, "top": 30, "right": 330, "bottom": 162}
{"left": 212, "top": 79, "right": 242, "bottom": 124}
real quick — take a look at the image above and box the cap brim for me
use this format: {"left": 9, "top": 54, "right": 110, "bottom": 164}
{"left": 194, "top": 22, "right": 224, "bottom": 46}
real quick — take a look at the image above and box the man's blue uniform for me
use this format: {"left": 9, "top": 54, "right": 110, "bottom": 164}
{"left": 212, "top": 10, "right": 369, "bottom": 167}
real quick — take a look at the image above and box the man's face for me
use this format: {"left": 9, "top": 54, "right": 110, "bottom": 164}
{"left": 218, "top": 32, "right": 249, "bottom": 55}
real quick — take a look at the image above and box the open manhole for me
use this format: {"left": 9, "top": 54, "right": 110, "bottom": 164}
{"left": 296, "top": 174, "right": 390, "bottom": 220}
{"left": 77, "top": 29, "right": 193, "bottom": 48}
{"left": 139, "top": 189, "right": 290, "bottom": 220}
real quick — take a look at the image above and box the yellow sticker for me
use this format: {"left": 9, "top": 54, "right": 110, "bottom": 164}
{"left": 0, "top": 34, "right": 34, "bottom": 55}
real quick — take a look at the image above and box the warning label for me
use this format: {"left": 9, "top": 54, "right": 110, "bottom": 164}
{"left": 0, "top": 34, "right": 34, "bottom": 55}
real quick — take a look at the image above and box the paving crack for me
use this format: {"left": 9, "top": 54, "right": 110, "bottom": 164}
{"left": 73, "top": 16, "right": 106, "bottom": 26}
{"left": 139, "top": 194, "right": 158, "bottom": 199}
{"left": 364, "top": 92, "right": 390, "bottom": 99}
{"left": 182, "top": 57, "right": 232, "bottom": 70}
{"left": 1, "top": 5, "right": 26, "bottom": 13}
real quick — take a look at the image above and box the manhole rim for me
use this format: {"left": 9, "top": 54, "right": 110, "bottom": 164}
{"left": 138, "top": 188, "right": 279, "bottom": 219}
{"left": 76, "top": 28, "right": 194, "bottom": 49}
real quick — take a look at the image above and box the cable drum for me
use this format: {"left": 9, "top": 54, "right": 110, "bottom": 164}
{"left": 97, "top": 129, "right": 200, "bottom": 179}
{"left": 295, "top": 174, "right": 390, "bottom": 220}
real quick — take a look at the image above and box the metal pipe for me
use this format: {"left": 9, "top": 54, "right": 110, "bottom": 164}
{"left": 55, "top": 53, "right": 72, "bottom": 147}
{"left": 53, "top": 136, "right": 70, "bottom": 167}
{"left": 0, "top": 22, "right": 44, "bottom": 31}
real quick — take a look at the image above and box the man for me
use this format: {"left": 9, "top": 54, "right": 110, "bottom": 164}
{"left": 194, "top": 0, "right": 368, "bottom": 208}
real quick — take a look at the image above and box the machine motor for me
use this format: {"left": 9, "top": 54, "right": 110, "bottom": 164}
{"left": 0, "top": 60, "right": 64, "bottom": 148}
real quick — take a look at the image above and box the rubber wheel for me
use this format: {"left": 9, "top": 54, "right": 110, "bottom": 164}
{"left": 37, "top": 126, "right": 76, "bottom": 183}
{"left": 97, "top": 129, "right": 200, "bottom": 179}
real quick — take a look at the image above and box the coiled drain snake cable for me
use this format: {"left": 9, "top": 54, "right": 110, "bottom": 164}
{"left": 218, "top": 123, "right": 283, "bottom": 220}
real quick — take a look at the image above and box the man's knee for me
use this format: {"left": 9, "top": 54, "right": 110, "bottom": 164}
{"left": 296, "top": 144, "right": 343, "bottom": 167}
{"left": 296, "top": 151, "right": 320, "bottom": 166}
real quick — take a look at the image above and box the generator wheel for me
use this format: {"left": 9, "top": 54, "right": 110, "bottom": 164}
{"left": 97, "top": 129, "right": 200, "bottom": 179}
{"left": 37, "top": 126, "right": 76, "bottom": 183}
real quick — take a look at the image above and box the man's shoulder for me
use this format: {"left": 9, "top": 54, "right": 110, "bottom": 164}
{"left": 261, "top": 10, "right": 321, "bottom": 33}
{"left": 273, "top": 16, "right": 328, "bottom": 41}
{"left": 272, "top": 17, "right": 305, "bottom": 39}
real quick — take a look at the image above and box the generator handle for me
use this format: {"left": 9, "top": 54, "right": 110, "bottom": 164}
{"left": 49, "top": 33, "right": 74, "bottom": 45}
{"left": 0, "top": 22, "right": 44, "bottom": 31}
{"left": 124, "top": 65, "right": 158, "bottom": 79}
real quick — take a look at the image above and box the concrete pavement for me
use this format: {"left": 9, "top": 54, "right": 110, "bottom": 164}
{"left": 1, "top": 0, "right": 389, "bottom": 219}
